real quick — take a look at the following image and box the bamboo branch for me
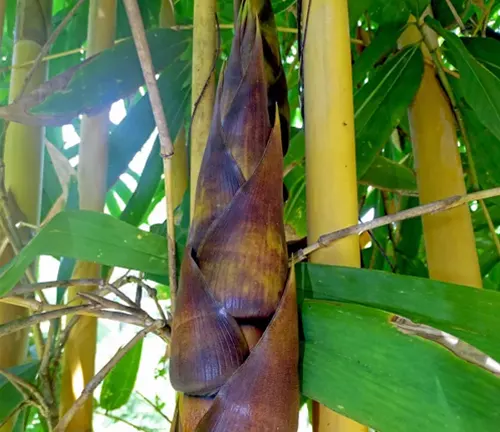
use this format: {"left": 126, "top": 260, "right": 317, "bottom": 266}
{"left": 0, "top": 305, "right": 96, "bottom": 338}
{"left": 125, "top": 276, "right": 168, "bottom": 323}
{"left": 6, "top": 278, "right": 104, "bottom": 297}
{"left": 0, "top": 368, "right": 51, "bottom": 422}
{"left": 296, "top": 186, "right": 500, "bottom": 262}
{"left": 39, "top": 318, "right": 58, "bottom": 428}
{"left": 0, "top": 295, "right": 171, "bottom": 341}
{"left": 55, "top": 322, "right": 161, "bottom": 432}
{"left": 122, "top": 0, "right": 178, "bottom": 300}
{"left": 97, "top": 410, "right": 154, "bottom": 432}
{"left": 444, "top": 0, "right": 465, "bottom": 30}
{"left": 137, "top": 391, "right": 172, "bottom": 424}
{"left": 0, "top": 401, "right": 35, "bottom": 429}
{"left": 77, "top": 291, "right": 148, "bottom": 318}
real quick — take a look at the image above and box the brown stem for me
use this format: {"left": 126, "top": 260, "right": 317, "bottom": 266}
{"left": 297, "top": 186, "right": 500, "bottom": 262}
{"left": 122, "top": 0, "right": 178, "bottom": 301}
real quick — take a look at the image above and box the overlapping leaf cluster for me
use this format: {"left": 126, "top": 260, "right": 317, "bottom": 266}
{"left": 169, "top": 0, "right": 299, "bottom": 430}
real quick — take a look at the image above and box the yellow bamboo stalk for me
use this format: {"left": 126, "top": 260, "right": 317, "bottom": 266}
{"left": 159, "top": 4, "right": 191, "bottom": 429}
{"left": 302, "top": 0, "right": 368, "bottom": 431}
{"left": 0, "top": 1, "right": 51, "bottom": 430}
{"left": 190, "top": 0, "right": 216, "bottom": 216}
{"left": 399, "top": 15, "right": 482, "bottom": 288}
{"left": 59, "top": 1, "right": 117, "bottom": 430}
{"left": 160, "top": 0, "right": 188, "bottom": 210}
{"left": 177, "top": 1, "right": 216, "bottom": 427}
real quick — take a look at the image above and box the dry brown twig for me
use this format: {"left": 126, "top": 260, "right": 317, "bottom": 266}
{"left": 444, "top": 0, "right": 465, "bottom": 30}
{"left": 296, "top": 186, "right": 500, "bottom": 263}
{"left": 7, "top": 278, "right": 104, "bottom": 297}
{"left": 122, "top": 0, "right": 178, "bottom": 305}
{"left": 54, "top": 322, "right": 161, "bottom": 432}
{"left": 137, "top": 391, "right": 172, "bottom": 424}
{"left": 0, "top": 281, "right": 172, "bottom": 342}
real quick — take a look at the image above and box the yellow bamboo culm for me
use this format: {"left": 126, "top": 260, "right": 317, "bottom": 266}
{"left": 59, "top": 1, "right": 117, "bottom": 430}
{"left": 190, "top": 0, "right": 216, "bottom": 216}
{"left": 302, "top": 0, "right": 368, "bottom": 431}
{"left": 160, "top": 0, "right": 188, "bottom": 210}
{"left": 0, "top": 1, "right": 51, "bottom": 430}
{"left": 399, "top": 13, "right": 482, "bottom": 289}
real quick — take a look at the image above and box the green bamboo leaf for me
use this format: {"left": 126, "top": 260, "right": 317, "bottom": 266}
{"left": 106, "top": 59, "right": 190, "bottom": 189}
{"left": 368, "top": 0, "right": 411, "bottom": 25}
{"left": 116, "top": 0, "right": 160, "bottom": 39}
{"left": 355, "top": 44, "right": 424, "bottom": 177}
{"left": 106, "top": 192, "right": 123, "bottom": 218}
{"left": 297, "top": 263, "right": 500, "bottom": 361}
{"left": 462, "top": 37, "right": 500, "bottom": 79}
{"left": 484, "top": 261, "right": 500, "bottom": 291}
{"left": 457, "top": 91, "right": 500, "bottom": 198}
{"left": 426, "top": 17, "right": 500, "bottom": 142}
{"left": 119, "top": 139, "right": 163, "bottom": 227}
{"left": 301, "top": 300, "right": 500, "bottom": 432}
{"left": 49, "top": 2, "right": 89, "bottom": 78}
{"left": 431, "top": 0, "right": 471, "bottom": 28}
{"left": 360, "top": 155, "right": 417, "bottom": 192}
{"left": 405, "top": 0, "right": 430, "bottom": 17}
{"left": 395, "top": 196, "right": 427, "bottom": 277}
{"left": 100, "top": 339, "right": 143, "bottom": 411}
{"left": 472, "top": 203, "right": 500, "bottom": 232}
{"left": 479, "top": 235, "right": 500, "bottom": 277}
{"left": 348, "top": 0, "right": 373, "bottom": 26}
{"left": 284, "top": 164, "right": 306, "bottom": 240}
{"left": 352, "top": 24, "right": 405, "bottom": 86}
{"left": 0, "top": 210, "right": 168, "bottom": 296}
{"left": 273, "top": 0, "right": 295, "bottom": 14}
{"left": 111, "top": 178, "right": 134, "bottom": 205}
{"left": 40, "top": 146, "right": 63, "bottom": 221}
{"left": 0, "top": 362, "right": 39, "bottom": 424}
{"left": 0, "top": 28, "right": 191, "bottom": 126}
{"left": 283, "top": 128, "right": 304, "bottom": 167}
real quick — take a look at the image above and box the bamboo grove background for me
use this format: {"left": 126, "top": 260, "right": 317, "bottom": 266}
{"left": 0, "top": 0, "right": 499, "bottom": 431}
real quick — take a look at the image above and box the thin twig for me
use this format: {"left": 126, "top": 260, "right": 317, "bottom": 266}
{"left": 295, "top": 186, "right": 500, "bottom": 262}
{"left": 137, "top": 391, "right": 172, "bottom": 424}
{"left": 0, "top": 293, "right": 171, "bottom": 339}
{"left": 6, "top": 278, "right": 104, "bottom": 297}
{"left": 78, "top": 291, "right": 149, "bottom": 318}
{"left": 0, "top": 368, "right": 50, "bottom": 421}
{"left": 122, "top": 0, "right": 178, "bottom": 302}
{"left": 97, "top": 410, "right": 154, "bottom": 432}
{"left": 100, "top": 281, "right": 140, "bottom": 309}
{"left": 0, "top": 401, "right": 35, "bottom": 429}
{"left": 444, "top": 0, "right": 465, "bottom": 30}
{"left": 126, "top": 276, "right": 168, "bottom": 323}
{"left": 39, "top": 318, "right": 57, "bottom": 426}
{"left": 50, "top": 315, "right": 80, "bottom": 385}
{"left": 0, "top": 305, "right": 96, "bottom": 339}
{"left": 54, "top": 322, "right": 161, "bottom": 432}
